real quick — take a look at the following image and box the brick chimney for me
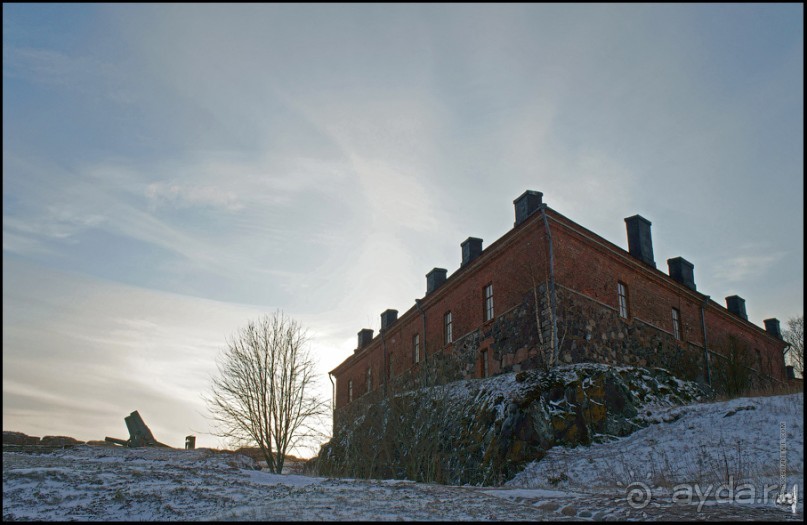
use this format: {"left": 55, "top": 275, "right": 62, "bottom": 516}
{"left": 380, "top": 309, "right": 398, "bottom": 331}
{"left": 668, "top": 257, "right": 696, "bottom": 291}
{"left": 513, "top": 190, "right": 544, "bottom": 226}
{"left": 357, "top": 328, "right": 374, "bottom": 352}
{"left": 461, "top": 237, "right": 483, "bottom": 267}
{"left": 764, "top": 318, "right": 782, "bottom": 339}
{"left": 624, "top": 215, "right": 656, "bottom": 268}
{"left": 725, "top": 295, "right": 748, "bottom": 321}
{"left": 426, "top": 268, "right": 447, "bottom": 295}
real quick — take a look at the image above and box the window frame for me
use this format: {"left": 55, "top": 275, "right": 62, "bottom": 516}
{"left": 348, "top": 379, "right": 353, "bottom": 403}
{"left": 413, "top": 333, "right": 420, "bottom": 364}
{"left": 366, "top": 367, "right": 372, "bottom": 393}
{"left": 444, "top": 311, "right": 453, "bottom": 345}
{"left": 671, "top": 307, "right": 681, "bottom": 340}
{"left": 617, "top": 281, "right": 629, "bottom": 319}
{"left": 484, "top": 283, "right": 494, "bottom": 322}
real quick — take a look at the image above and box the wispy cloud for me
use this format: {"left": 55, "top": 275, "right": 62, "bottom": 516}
{"left": 145, "top": 182, "right": 244, "bottom": 212}
{"left": 2, "top": 259, "right": 283, "bottom": 447}
{"left": 4, "top": 150, "right": 346, "bottom": 294}
{"left": 713, "top": 251, "right": 788, "bottom": 284}
{"left": 3, "top": 4, "right": 802, "bottom": 452}
{"left": 4, "top": 207, "right": 106, "bottom": 241}
{"left": 4, "top": 47, "right": 96, "bottom": 86}
{"left": 2, "top": 232, "right": 54, "bottom": 257}
{"left": 3, "top": 46, "right": 135, "bottom": 104}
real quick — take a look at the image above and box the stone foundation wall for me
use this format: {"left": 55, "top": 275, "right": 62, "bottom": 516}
{"left": 438, "top": 285, "right": 775, "bottom": 395}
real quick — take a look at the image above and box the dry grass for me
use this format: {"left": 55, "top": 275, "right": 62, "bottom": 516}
{"left": 582, "top": 393, "right": 804, "bottom": 492}
{"left": 709, "top": 380, "right": 803, "bottom": 404}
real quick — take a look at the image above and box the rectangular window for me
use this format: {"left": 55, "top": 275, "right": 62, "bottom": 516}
{"left": 413, "top": 333, "right": 420, "bottom": 364}
{"left": 671, "top": 308, "right": 681, "bottom": 340}
{"left": 444, "top": 311, "right": 453, "bottom": 345}
{"left": 366, "top": 367, "right": 372, "bottom": 393}
{"left": 484, "top": 283, "right": 494, "bottom": 322}
{"left": 617, "top": 282, "right": 629, "bottom": 319}
{"left": 348, "top": 379, "right": 353, "bottom": 403}
{"left": 481, "top": 349, "right": 489, "bottom": 378}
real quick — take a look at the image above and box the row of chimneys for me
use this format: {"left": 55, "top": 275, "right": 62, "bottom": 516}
{"left": 354, "top": 191, "right": 783, "bottom": 352}
{"left": 624, "top": 215, "right": 782, "bottom": 339}
{"left": 422, "top": 190, "right": 544, "bottom": 298}
{"left": 356, "top": 309, "right": 399, "bottom": 351}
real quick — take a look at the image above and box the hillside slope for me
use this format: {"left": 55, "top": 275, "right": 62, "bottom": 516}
{"left": 509, "top": 391, "right": 803, "bottom": 495}
{"left": 317, "top": 363, "right": 706, "bottom": 485}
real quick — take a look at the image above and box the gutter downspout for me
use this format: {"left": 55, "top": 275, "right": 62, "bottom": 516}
{"left": 381, "top": 329, "right": 388, "bottom": 397}
{"left": 540, "top": 205, "right": 559, "bottom": 366}
{"left": 327, "top": 372, "right": 336, "bottom": 432}
{"left": 700, "top": 296, "right": 711, "bottom": 387}
{"left": 782, "top": 342, "right": 793, "bottom": 379}
{"left": 415, "top": 298, "right": 427, "bottom": 361}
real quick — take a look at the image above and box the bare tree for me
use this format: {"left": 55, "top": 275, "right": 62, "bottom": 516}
{"left": 714, "top": 335, "right": 755, "bottom": 397}
{"left": 516, "top": 257, "right": 577, "bottom": 371}
{"left": 515, "top": 257, "right": 556, "bottom": 370}
{"left": 205, "top": 311, "right": 329, "bottom": 473}
{"left": 783, "top": 315, "right": 804, "bottom": 378}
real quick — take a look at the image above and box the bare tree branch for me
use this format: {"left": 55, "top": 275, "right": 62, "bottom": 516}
{"left": 203, "top": 311, "right": 329, "bottom": 473}
{"left": 784, "top": 315, "right": 804, "bottom": 378}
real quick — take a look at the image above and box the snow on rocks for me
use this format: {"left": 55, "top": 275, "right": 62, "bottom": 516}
{"left": 317, "top": 364, "right": 708, "bottom": 486}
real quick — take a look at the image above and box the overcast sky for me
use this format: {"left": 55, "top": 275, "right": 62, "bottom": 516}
{"left": 3, "top": 4, "right": 803, "bottom": 453}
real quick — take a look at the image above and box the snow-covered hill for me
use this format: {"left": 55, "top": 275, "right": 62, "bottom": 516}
{"left": 504, "top": 392, "right": 803, "bottom": 519}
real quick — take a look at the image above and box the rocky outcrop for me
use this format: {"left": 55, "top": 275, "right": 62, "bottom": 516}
{"left": 316, "top": 363, "right": 707, "bottom": 486}
{"left": 3, "top": 431, "right": 42, "bottom": 446}
{"left": 3, "top": 431, "right": 85, "bottom": 447}
{"left": 40, "top": 435, "right": 83, "bottom": 446}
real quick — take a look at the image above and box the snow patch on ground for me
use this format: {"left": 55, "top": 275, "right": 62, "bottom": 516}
{"left": 3, "top": 392, "right": 803, "bottom": 521}
{"left": 507, "top": 392, "right": 804, "bottom": 514}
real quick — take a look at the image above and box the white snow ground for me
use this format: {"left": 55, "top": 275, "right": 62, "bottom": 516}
{"left": 502, "top": 392, "right": 804, "bottom": 520}
{"left": 3, "top": 393, "right": 803, "bottom": 521}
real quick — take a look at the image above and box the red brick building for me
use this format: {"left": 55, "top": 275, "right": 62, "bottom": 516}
{"left": 330, "top": 191, "right": 788, "bottom": 411}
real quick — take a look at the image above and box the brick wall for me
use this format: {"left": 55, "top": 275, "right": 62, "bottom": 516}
{"left": 546, "top": 209, "right": 787, "bottom": 384}
{"left": 332, "top": 214, "right": 550, "bottom": 409}
{"left": 331, "top": 201, "right": 788, "bottom": 413}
